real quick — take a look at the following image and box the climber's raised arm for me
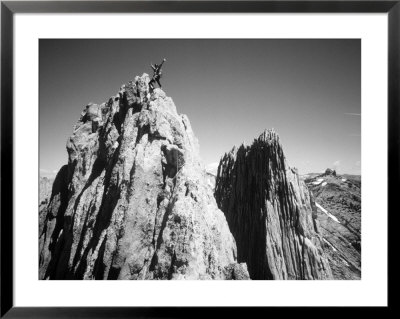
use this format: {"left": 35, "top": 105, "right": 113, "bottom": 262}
{"left": 158, "top": 58, "right": 166, "bottom": 68}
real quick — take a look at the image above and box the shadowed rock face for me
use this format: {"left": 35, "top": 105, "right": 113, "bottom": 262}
{"left": 39, "top": 74, "right": 248, "bottom": 280}
{"left": 215, "top": 130, "right": 333, "bottom": 280}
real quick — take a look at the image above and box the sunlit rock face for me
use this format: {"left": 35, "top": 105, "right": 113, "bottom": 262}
{"left": 215, "top": 130, "right": 333, "bottom": 280}
{"left": 39, "top": 74, "right": 249, "bottom": 280}
{"left": 304, "top": 172, "right": 361, "bottom": 280}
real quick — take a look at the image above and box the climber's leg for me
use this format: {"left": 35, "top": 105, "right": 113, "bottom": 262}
{"left": 148, "top": 79, "right": 154, "bottom": 91}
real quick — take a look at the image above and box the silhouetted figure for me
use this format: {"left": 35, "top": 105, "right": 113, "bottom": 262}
{"left": 149, "top": 58, "right": 166, "bottom": 90}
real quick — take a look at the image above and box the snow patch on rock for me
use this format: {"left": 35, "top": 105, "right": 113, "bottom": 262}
{"left": 315, "top": 202, "right": 341, "bottom": 223}
{"left": 323, "top": 238, "right": 337, "bottom": 252}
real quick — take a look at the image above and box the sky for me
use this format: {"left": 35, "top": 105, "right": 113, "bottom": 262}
{"left": 40, "top": 39, "right": 361, "bottom": 177}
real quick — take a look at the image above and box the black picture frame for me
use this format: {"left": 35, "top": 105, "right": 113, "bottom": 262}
{"left": 1, "top": 1, "right": 396, "bottom": 317}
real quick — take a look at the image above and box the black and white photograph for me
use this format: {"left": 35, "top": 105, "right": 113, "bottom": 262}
{"left": 38, "top": 39, "right": 361, "bottom": 280}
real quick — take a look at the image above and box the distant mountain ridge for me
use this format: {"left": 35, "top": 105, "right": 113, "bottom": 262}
{"left": 304, "top": 169, "right": 361, "bottom": 279}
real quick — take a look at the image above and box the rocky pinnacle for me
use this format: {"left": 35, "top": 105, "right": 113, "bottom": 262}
{"left": 39, "top": 74, "right": 249, "bottom": 280}
{"left": 215, "top": 130, "right": 333, "bottom": 280}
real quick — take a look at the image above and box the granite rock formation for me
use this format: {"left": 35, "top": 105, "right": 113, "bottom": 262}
{"left": 215, "top": 130, "right": 333, "bottom": 280}
{"left": 39, "top": 176, "right": 54, "bottom": 234}
{"left": 39, "top": 74, "right": 249, "bottom": 280}
{"left": 39, "top": 176, "right": 54, "bottom": 205}
{"left": 304, "top": 172, "right": 361, "bottom": 279}
{"left": 323, "top": 168, "right": 337, "bottom": 177}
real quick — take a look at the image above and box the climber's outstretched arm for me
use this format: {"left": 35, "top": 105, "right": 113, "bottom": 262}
{"left": 159, "top": 58, "right": 166, "bottom": 68}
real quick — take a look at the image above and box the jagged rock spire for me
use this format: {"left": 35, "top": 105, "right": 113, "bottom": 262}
{"left": 39, "top": 74, "right": 249, "bottom": 280}
{"left": 215, "top": 130, "right": 333, "bottom": 280}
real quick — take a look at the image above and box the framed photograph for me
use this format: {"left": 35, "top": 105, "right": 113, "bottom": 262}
{"left": 1, "top": 0, "right": 396, "bottom": 316}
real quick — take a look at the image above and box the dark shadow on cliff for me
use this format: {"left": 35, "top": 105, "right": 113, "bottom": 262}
{"left": 39, "top": 164, "right": 69, "bottom": 279}
{"left": 72, "top": 142, "right": 123, "bottom": 279}
{"left": 215, "top": 137, "right": 303, "bottom": 280}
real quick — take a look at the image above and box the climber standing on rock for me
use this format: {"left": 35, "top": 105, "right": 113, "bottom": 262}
{"left": 149, "top": 58, "right": 166, "bottom": 90}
